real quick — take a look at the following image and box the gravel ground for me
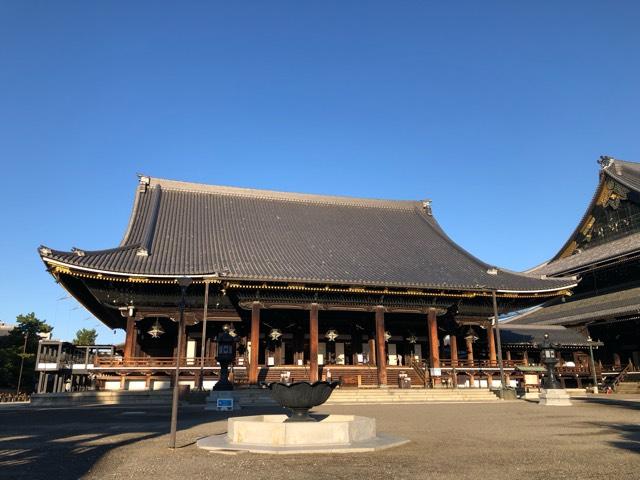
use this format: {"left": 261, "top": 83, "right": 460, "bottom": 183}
{"left": 0, "top": 396, "right": 638, "bottom": 480}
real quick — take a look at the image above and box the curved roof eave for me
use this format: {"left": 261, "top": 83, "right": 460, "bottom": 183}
{"left": 40, "top": 255, "right": 578, "bottom": 295}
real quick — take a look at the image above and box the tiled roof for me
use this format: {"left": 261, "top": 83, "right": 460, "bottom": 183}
{"left": 532, "top": 232, "right": 640, "bottom": 276}
{"left": 530, "top": 158, "right": 640, "bottom": 275}
{"left": 40, "top": 176, "right": 575, "bottom": 292}
{"left": 499, "top": 324, "right": 591, "bottom": 347}
{"left": 504, "top": 285, "right": 640, "bottom": 326}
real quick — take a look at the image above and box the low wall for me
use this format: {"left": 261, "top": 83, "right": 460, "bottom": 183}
{"left": 30, "top": 389, "right": 173, "bottom": 407}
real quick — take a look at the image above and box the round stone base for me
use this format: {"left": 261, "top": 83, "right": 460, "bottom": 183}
{"left": 197, "top": 414, "right": 409, "bottom": 454}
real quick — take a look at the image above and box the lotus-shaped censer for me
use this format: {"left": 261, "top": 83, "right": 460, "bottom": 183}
{"left": 267, "top": 381, "right": 340, "bottom": 422}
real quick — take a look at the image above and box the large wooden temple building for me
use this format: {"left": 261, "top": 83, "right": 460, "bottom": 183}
{"left": 38, "top": 174, "right": 587, "bottom": 392}
{"left": 507, "top": 157, "right": 640, "bottom": 372}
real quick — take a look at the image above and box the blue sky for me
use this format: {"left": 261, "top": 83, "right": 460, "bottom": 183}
{"left": 1, "top": 1, "right": 639, "bottom": 343}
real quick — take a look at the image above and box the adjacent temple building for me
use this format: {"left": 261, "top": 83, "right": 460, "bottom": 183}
{"left": 35, "top": 159, "right": 638, "bottom": 393}
{"left": 506, "top": 157, "right": 640, "bottom": 373}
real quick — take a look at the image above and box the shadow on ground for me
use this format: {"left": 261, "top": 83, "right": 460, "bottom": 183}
{"left": 578, "top": 396, "right": 640, "bottom": 411}
{"left": 0, "top": 404, "right": 284, "bottom": 479}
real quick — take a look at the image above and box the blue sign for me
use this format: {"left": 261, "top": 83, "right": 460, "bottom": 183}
{"left": 217, "top": 398, "right": 234, "bottom": 411}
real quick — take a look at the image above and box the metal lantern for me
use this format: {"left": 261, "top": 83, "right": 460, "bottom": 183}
{"left": 406, "top": 335, "right": 417, "bottom": 344}
{"left": 213, "top": 329, "right": 236, "bottom": 391}
{"left": 223, "top": 323, "right": 237, "bottom": 338}
{"left": 325, "top": 329, "right": 339, "bottom": 342}
{"left": 268, "top": 328, "right": 283, "bottom": 341}
{"left": 384, "top": 331, "right": 392, "bottom": 342}
{"left": 540, "top": 333, "right": 560, "bottom": 389}
{"left": 147, "top": 319, "right": 165, "bottom": 338}
{"left": 464, "top": 327, "right": 479, "bottom": 343}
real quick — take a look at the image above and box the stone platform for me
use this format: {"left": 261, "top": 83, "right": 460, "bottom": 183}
{"left": 196, "top": 414, "right": 409, "bottom": 454}
{"left": 538, "top": 388, "right": 572, "bottom": 406}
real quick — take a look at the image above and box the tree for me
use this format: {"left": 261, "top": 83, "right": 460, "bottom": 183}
{"left": 73, "top": 328, "right": 98, "bottom": 345}
{"left": 0, "top": 312, "right": 53, "bottom": 392}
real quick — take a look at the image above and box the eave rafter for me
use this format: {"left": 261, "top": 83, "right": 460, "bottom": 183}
{"left": 44, "top": 261, "right": 572, "bottom": 301}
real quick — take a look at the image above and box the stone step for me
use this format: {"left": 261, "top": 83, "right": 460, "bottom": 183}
{"left": 206, "top": 388, "right": 500, "bottom": 408}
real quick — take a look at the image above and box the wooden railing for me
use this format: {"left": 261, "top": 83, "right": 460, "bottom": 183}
{"left": 95, "top": 357, "right": 222, "bottom": 368}
{"left": 92, "top": 355, "right": 606, "bottom": 378}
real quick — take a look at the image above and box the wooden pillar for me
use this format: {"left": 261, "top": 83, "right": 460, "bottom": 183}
{"left": 522, "top": 350, "right": 529, "bottom": 366}
{"left": 274, "top": 342, "right": 283, "bottom": 366}
{"left": 613, "top": 353, "right": 621, "bottom": 368}
{"left": 293, "top": 327, "right": 304, "bottom": 365}
{"left": 450, "top": 335, "right": 458, "bottom": 367}
{"left": 427, "top": 308, "right": 440, "bottom": 369}
{"left": 375, "top": 306, "right": 387, "bottom": 386}
{"left": 249, "top": 302, "right": 260, "bottom": 385}
{"left": 178, "top": 324, "right": 187, "bottom": 360}
{"left": 309, "top": 303, "right": 319, "bottom": 382}
{"left": 506, "top": 350, "right": 512, "bottom": 362}
{"left": 487, "top": 323, "right": 497, "bottom": 366}
{"left": 465, "top": 337, "right": 474, "bottom": 364}
{"left": 123, "top": 315, "right": 136, "bottom": 361}
{"left": 368, "top": 337, "right": 376, "bottom": 366}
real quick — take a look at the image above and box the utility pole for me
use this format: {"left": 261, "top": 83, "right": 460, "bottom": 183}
{"left": 587, "top": 337, "right": 599, "bottom": 394}
{"left": 492, "top": 291, "right": 506, "bottom": 393}
{"left": 198, "top": 281, "right": 210, "bottom": 390}
{"left": 169, "top": 277, "right": 192, "bottom": 449}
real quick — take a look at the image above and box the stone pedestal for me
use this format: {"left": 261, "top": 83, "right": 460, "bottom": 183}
{"left": 538, "top": 388, "right": 572, "bottom": 406}
{"left": 197, "top": 414, "right": 408, "bottom": 454}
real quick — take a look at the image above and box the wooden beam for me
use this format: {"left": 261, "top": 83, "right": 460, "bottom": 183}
{"left": 249, "top": 302, "right": 260, "bottom": 384}
{"left": 309, "top": 303, "right": 319, "bottom": 382}
{"left": 375, "top": 306, "right": 387, "bottom": 386}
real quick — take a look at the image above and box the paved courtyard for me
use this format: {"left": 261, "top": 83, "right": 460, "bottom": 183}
{"left": 0, "top": 396, "right": 638, "bottom": 480}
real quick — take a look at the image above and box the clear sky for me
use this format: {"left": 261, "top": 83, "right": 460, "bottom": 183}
{"left": 1, "top": 1, "right": 639, "bottom": 344}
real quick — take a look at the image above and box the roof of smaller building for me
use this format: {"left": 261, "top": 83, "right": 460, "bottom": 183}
{"left": 500, "top": 324, "right": 591, "bottom": 347}
{"left": 504, "top": 285, "right": 640, "bottom": 326}
{"left": 0, "top": 322, "right": 15, "bottom": 337}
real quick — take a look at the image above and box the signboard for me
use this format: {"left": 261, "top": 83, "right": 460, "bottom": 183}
{"left": 216, "top": 398, "right": 234, "bottom": 411}
{"left": 430, "top": 368, "right": 442, "bottom": 377}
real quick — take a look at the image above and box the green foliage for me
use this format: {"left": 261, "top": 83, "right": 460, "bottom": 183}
{"left": 0, "top": 312, "right": 53, "bottom": 392}
{"left": 73, "top": 328, "right": 98, "bottom": 345}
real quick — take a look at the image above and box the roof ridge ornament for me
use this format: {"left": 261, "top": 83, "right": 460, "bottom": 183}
{"left": 598, "top": 156, "right": 614, "bottom": 169}
{"left": 137, "top": 174, "right": 151, "bottom": 193}
{"left": 422, "top": 199, "right": 433, "bottom": 216}
{"left": 486, "top": 267, "right": 498, "bottom": 275}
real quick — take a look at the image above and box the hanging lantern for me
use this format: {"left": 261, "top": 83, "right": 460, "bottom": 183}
{"left": 268, "top": 328, "right": 283, "bottom": 341}
{"left": 325, "top": 329, "right": 339, "bottom": 342}
{"left": 384, "top": 331, "right": 392, "bottom": 342}
{"left": 223, "top": 323, "right": 237, "bottom": 337}
{"left": 147, "top": 319, "right": 165, "bottom": 339}
{"left": 406, "top": 335, "right": 417, "bottom": 344}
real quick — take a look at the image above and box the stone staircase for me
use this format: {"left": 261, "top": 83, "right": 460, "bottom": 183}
{"left": 616, "top": 372, "right": 640, "bottom": 394}
{"left": 207, "top": 387, "right": 500, "bottom": 409}
{"left": 614, "top": 382, "right": 640, "bottom": 394}
{"left": 326, "top": 388, "right": 500, "bottom": 404}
